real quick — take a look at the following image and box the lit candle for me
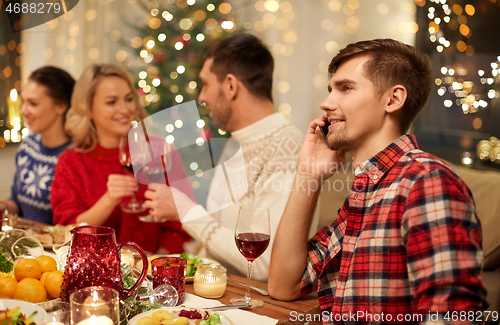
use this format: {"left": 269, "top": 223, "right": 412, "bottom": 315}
{"left": 193, "top": 264, "right": 227, "bottom": 299}
{"left": 7, "top": 89, "right": 21, "bottom": 143}
{"left": 193, "top": 281, "right": 227, "bottom": 299}
{"left": 76, "top": 315, "right": 113, "bottom": 325}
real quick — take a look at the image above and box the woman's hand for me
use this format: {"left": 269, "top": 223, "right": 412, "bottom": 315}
{"left": 105, "top": 174, "right": 139, "bottom": 206}
{"left": 144, "top": 184, "right": 181, "bottom": 222}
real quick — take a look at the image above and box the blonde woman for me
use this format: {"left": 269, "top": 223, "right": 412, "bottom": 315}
{"left": 51, "top": 64, "right": 194, "bottom": 253}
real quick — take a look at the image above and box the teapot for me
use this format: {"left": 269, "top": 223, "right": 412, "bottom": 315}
{"left": 60, "top": 225, "right": 148, "bottom": 302}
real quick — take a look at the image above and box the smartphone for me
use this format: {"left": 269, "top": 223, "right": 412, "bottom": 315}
{"left": 320, "top": 119, "right": 331, "bottom": 139}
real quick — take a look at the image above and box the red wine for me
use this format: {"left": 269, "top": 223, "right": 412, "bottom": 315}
{"left": 144, "top": 167, "right": 165, "bottom": 182}
{"left": 121, "top": 162, "right": 134, "bottom": 174}
{"left": 235, "top": 232, "right": 270, "bottom": 261}
{"left": 140, "top": 158, "right": 169, "bottom": 184}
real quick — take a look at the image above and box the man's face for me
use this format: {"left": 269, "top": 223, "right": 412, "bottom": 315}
{"left": 321, "top": 56, "right": 387, "bottom": 152}
{"left": 198, "top": 58, "right": 232, "bottom": 131}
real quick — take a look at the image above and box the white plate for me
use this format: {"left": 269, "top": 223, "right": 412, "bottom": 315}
{"left": 136, "top": 254, "right": 219, "bottom": 282}
{"left": 0, "top": 299, "right": 47, "bottom": 325}
{"left": 128, "top": 307, "right": 233, "bottom": 325}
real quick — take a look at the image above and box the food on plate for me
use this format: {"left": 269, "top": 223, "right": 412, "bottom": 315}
{"left": 0, "top": 306, "right": 39, "bottom": 325}
{"left": 179, "top": 253, "right": 204, "bottom": 278}
{"left": 0, "top": 276, "right": 18, "bottom": 298}
{"left": 0, "top": 251, "right": 14, "bottom": 278}
{"left": 30, "top": 225, "right": 68, "bottom": 246}
{"left": 13, "top": 278, "right": 47, "bottom": 303}
{"left": 35, "top": 255, "right": 57, "bottom": 274}
{"left": 137, "top": 309, "right": 222, "bottom": 325}
{"left": 14, "top": 259, "right": 42, "bottom": 281}
{"left": 43, "top": 270, "right": 64, "bottom": 299}
{"left": 7, "top": 256, "right": 62, "bottom": 302}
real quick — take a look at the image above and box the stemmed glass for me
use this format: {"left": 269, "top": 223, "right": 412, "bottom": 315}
{"left": 230, "top": 205, "right": 270, "bottom": 308}
{"left": 119, "top": 127, "right": 146, "bottom": 213}
{"left": 137, "top": 137, "right": 173, "bottom": 223}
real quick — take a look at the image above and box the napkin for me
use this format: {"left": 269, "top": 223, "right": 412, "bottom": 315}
{"left": 183, "top": 293, "right": 278, "bottom": 325}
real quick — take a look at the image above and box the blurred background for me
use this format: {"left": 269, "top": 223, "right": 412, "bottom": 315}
{"left": 1, "top": 0, "right": 499, "bottom": 200}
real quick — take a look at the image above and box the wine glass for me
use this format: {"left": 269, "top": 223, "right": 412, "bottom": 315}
{"left": 135, "top": 284, "right": 178, "bottom": 307}
{"left": 230, "top": 205, "right": 270, "bottom": 308}
{"left": 138, "top": 138, "right": 173, "bottom": 223}
{"left": 119, "top": 128, "right": 146, "bottom": 213}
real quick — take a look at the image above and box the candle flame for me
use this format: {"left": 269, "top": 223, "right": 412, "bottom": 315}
{"left": 10, "top": 89, "right": 18, "bottom": 102}
{"left": 89, "top": 315, "right": 98, "bottom": 325}
{"left": 92, "top": 290, "right": 99, "bottom": 301}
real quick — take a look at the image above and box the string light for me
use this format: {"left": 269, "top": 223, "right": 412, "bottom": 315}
{"left": 196, "top": 138, "right": 204, "bottom": 146}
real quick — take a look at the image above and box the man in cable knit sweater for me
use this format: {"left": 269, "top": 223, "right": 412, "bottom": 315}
{"left": 145, "top": 34, "right": 306, "bottom": 281}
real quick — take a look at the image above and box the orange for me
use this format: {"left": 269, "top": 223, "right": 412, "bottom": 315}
{"left": 40, "top": 272, "right": 50, "bottom": 286}
{"left": 44, "top": 270, "right": 64, "bottom": 299}
{"left": 0, "top": 277, "right": 18, "bottom": 298}
{"left": 13, "top": 278, "right": 47, "bottom": 303}
{"left": 14, "top": 258, "right": 42, "bottom": 281}
{"left": 36, "top": 255, "right": 58, "bottom": 273}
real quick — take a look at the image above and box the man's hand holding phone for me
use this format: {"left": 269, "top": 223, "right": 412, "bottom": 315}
{"left": 297, "top": 113, "right": 346, "bottom": 180}
{"left": 320, "top": 118, "right": 331, "bottom": 140}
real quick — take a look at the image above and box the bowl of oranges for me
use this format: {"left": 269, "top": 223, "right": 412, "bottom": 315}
{"left": 0, "top": 255, "right": 64, "bottom": 303}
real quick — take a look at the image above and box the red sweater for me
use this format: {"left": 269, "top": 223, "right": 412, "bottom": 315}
{"left": 51, "top": 144, "right": 194, "bottom": 253}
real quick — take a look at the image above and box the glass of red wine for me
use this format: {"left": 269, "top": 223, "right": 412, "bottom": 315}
{"left": 138, "top": 138, "right": 173, "bottom": 223}
{"left": 230, "top": 205, "right": 270, "bottom": 308}
{"left": 119, "top": 131, "right": 147, "bottom": 213}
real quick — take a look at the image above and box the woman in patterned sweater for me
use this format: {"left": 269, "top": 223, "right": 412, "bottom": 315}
{"left": 0, "top": 66, "right": 74, "bottom": 224}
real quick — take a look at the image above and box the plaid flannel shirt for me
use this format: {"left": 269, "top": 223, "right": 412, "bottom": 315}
{"left": 300, "top": 135, "right": 488, "bottom": 324}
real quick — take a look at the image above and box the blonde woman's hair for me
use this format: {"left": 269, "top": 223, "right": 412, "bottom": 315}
{"left": 65, "top": 64, "right": 148, "bottom": 151}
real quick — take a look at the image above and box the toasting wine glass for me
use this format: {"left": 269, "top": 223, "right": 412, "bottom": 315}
{"left": 230, "top": 205, "right": 270, "bottom": 308}
{"left": 119, "top": 128, "right": 147, "bottom": 213}
{"left": 138, "top": 138, "right": 173, "bottom": 223}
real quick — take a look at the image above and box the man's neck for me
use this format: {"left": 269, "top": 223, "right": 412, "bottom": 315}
{"left": 351, "top": 131, "right": 402, "bottom": 167}
{"left": 229, "top": 97, "right": 275, "bottom": 132}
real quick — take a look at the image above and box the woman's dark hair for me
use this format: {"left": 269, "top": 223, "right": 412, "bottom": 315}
{"left": 28, "top": 66, "right": 75, "bottom": 111}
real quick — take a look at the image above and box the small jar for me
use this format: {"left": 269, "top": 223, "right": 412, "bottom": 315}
{"left": 193, "top": 264, "right": 227, "bottom": 299}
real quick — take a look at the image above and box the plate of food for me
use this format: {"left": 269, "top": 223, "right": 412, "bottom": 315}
{"left": 0, "top": 299, "right": 47, "bottom": 325}
{"left": 135, "top": 253, "right": 219, "bottom": 282}
{"left": 28, "top": 225, "right": 72, "bottom": 249}
{"left": 129, "top": 307, "right": 233, "bottom": 325}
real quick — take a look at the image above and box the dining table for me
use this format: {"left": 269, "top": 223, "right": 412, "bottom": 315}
{"left": 186, "top": 273, "right": 322, "bottom": 325}
{"left": 10, "top": 217, "right": 323, "bottom": 325}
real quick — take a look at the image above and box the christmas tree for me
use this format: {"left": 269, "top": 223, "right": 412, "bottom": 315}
{"left": 122, "top": 0, "right": 241, "bottom": 138}
{"left": 120, "top": 0, "right": 242, "bottom": 203}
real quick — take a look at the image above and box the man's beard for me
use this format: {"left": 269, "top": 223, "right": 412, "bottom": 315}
{"left": 327, "top": 127, "right": 356, "bottom": 152}
{"left": 210, "top": 90, "right": 232, "bottom": 131}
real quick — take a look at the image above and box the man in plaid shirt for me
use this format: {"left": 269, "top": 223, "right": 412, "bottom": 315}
{"left": 268, "top": 39, "right": 488, "bottom": 324}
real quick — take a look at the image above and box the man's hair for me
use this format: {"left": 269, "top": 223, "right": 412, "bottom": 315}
{"left": 205, "top": 33, "right": 274, "bottom": 102}
{"left": 328, "top": 38, "right": 432, "bottom": 134}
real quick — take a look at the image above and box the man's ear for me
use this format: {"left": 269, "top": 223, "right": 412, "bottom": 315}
{"left": 223, "top": 73, "right": 239, "bottom": 100}
{"left": 385, "top": 85, "right": 406, "bottom": 114}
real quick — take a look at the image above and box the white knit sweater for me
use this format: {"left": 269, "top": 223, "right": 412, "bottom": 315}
{"left": 182, "top": 113, "right": 304, "bottom": 281}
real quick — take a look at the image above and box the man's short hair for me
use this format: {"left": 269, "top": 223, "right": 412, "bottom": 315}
{"left": 328, "top": 38, "right": 432, "bottom": 134}
{"left": 205, "top": 33, "right": 274, "bottom": 102}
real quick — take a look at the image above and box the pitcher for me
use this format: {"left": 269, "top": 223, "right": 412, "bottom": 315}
{"left": 60, "top": 225, "right": 148, "bottom": 302}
